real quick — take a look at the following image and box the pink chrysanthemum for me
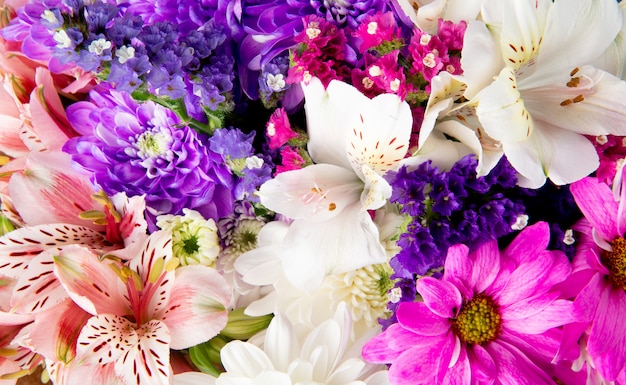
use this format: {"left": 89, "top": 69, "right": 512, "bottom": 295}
{"left": 567, "top": 176, "right": 626, "bottom": 381}
{"left": 362, "top": 222, "right": 576, "bottom": 385}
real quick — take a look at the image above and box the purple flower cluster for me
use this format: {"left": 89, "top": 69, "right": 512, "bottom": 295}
{"left": 387, "top": 155, "right": 525, "bottom": 277}
{"left": 62, "top": 86, "right": 235, "bottom": 229}
{"left": 3, "top": 0, "right": 235, "bottom": 122}
{"left": 209, "top": 128, "right": 274, "bottom": 201}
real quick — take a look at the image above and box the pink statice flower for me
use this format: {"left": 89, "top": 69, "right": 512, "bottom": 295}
{"left": 275, "top": 146, "right": 307, "bottom": 174}
{"left": 362, "top": 222, "right": 576, "bottom": 385}
{"left": 585, "top": 134, "right": 626, "bottom": 185}
{"left": 567, "top": 175, "right": 626, "bottom": 381}
{"left": 288, "top": 15, "right": 351, "bottom": 87}
{"left": 354, "top": 12, "right": 402, "bottom": 53}
{"left": 352, "top": 51, "right": 409, "bottom": 99}
{"left": 266, "top": 107, "right": 298, "bottom": 150}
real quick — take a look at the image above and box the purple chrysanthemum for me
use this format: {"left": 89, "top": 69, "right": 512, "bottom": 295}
{"left": 62, "top": 86, "right": 235, "bottom": 229}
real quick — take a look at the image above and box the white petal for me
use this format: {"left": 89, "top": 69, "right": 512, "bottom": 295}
{"left": 281, "top": 205, "right": 386, "bottom": 290}
{"left": 345, "top": 93, "right": 412, "bottom": 179}
{"left": 460, "top": 21, "right": 502, "bottom": 99}
{"left": 173, "top": 372, "right": 217, "bottom": 385}
{"left": 264, "top": 314, "right": 300, "bottom": 372}
{"left": 524, "top": 66, "right": 626, "bottom": 136}
{"left": 528, "top": 0, "right": 622, "bottom": 86}
{"left": 476, "top": 67, "right": 534, "bottom": 143}
{"left": 220, "top": 340, "right": 274, "bottom": 377}
{"left": 504, "top": 123, "right": 599, "bottom": 188}
{"left": 303, "top": 78, "right": 369, "bottom": 169}
{"left": 359, "top": 165, "right": 392, "bottom": 211}
{"left": 257, "top": 164, "right": 363, "bottom": 222}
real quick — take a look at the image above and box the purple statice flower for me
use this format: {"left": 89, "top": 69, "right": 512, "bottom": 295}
{"left": 258, "top": 53, "right": 292, "bottom": 108}
{"left": 386, "top": 155, "right": 526, "bottom": 277}
{"left": 209, "top": 128, "right": 274, "bottom": 201}
{"left": 309, "top": 0, "right": 386, "bottom": 29}
{"left": 62, "top": 86, "right": 235, "bottom": 229}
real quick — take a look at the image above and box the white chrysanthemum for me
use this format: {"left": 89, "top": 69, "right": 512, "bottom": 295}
{"left": 157, "top": 209, "right": 220, "bottom": 266}
{"left": 326, "top": 263, "right": 394, "bottom": 328}
{"left": 216, "top": 305, "right": 390, "bottom": 385}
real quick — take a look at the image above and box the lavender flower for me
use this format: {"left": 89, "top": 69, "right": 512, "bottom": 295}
{"left": 62, "top": 86, "right": 235, "bottom": 229}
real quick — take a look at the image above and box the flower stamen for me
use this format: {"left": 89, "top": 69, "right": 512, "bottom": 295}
{"left": 452, "top": 293, "right": 501, "bottom": 345}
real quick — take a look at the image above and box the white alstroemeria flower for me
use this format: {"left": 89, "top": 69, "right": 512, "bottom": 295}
{"left": 462, "top": 0, "right": 626, "bottom": 188}
{"left": 257, "top": 78, "right": 411, "bottom": 289}
{"left": 214, "top": 304, "right": 391, "bottom": 385}
{"left": 394, "top": 0, "right": 482, "bottom": 33}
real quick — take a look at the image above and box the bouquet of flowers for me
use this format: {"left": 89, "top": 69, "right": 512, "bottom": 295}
{"left": 1, "top": 0, "right": 626, "bottom": 383}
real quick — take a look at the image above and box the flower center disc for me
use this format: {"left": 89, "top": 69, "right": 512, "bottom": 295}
{"left": 452, "top": 293, "right": 501, "bottom": 345}
{"left": 602, "top": 237, "right": 626, "bottom": 290}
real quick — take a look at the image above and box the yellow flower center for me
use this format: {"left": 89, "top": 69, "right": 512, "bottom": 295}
{"left": 452, "top": 294, "right": 501, "bottom": 345}
{"left": 602, "top": 237, "right": 626, "bottom": 290}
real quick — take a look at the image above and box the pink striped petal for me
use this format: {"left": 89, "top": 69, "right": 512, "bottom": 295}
{"left": 362, "top": 323, "right": 427, "bottom": 363}
{"left": 116, "top": 319, "right": 171, "bottom": 385}
{"left": 76, "top": 314, "right": 138, "bottom": 365}
{"left": 417, "top": 276, "right": 463, "bottom": 318}
{"left": 469, "top": 240, "right": 500, "bottom": 293}
{"left": 0, "top": 223, "right": 108, "bottom": 278}
{"left": 160, "top": 265, "right": 230, "bottom": 350}
{"left": 396, "top": 302, "right": 451, "bottom": 337}
{"left": 587, "top": 286, "right": 626, "bottom": 361}
{"left": 442, "top": 348, "right": 471, "bottom": 385}
{"left": 468, "top": 344, "right": 497, "bottom": 383}
{"left": 29, "top": 299, "right": 91, "bottom": 364}
{"left": 570, "top": 177, "right": 619, "bottom": 241}
{"left": 53, "top": 245, "right": 129, "bottom": 316}
{"left": 10, "top": 250, "right": 67, "bottom": 313}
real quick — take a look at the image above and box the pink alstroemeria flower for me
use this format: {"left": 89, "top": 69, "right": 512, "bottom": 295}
{"left": 50, "top": 230, "right": 231, "bottom": 385}
{"left": 568, "top": 176, "right": 626, "bottom": 381}
{"left": 362, "top": 222, "right": 576, "bottom": 385}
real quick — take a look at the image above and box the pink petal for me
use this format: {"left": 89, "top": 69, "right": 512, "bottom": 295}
{"left": 28, "top": 68, "right": 74, "bottom": 150}
{"left": 503, "top": 222, "right": 550, "bottom": 265}
{"left": 467, "top": 344, "right": 497, "bottom": 383}
{"left": 587, "top": 285, "right": 626, "bottom": 367}
{"left": 115, "top": 319, "right": 171, "bottom": 385}
{"left": 396, "top": 301, "right": 451, "bottom": 336}
{"left": 469, "top": 240, "right": 500, "bottom": 293}
{"left": 160, "top": 265, "right": 230, "bottom": 350}
{"left": 442, "top": 348, "right": 471, "bottom": 385}
{"left": 417, "top": 277, "right": 463, "bottom": 318}
{"left": 29, "top": 299, "right": 91, "bottom": 364}
{"left": 362, "top": 323, "right": 428, "bottom": 363}
{"left": 573, "top": 272, "right": 604, "bottom": 322}
{"left": 388, "top": 332, "right": 456, "bottom": 385}
{"left": 10, "top": 250, "right": 68, "bottom": 313}
{"left": 53, "top": 245, "right": 129, "bottom": 316}
{"left": 76, "top": 314, "right": 138, "bottom": 365}
{"left": 487, "top": 340, "right": 555, "bottom": 384}
{"left": 8, "top": 151, "right": 104, "bottom": 229}
{"left": 504, "top": 299, "right": 576, "bottom": 335}
{"left": 570, "top": 177, "right": 619, "bottom": 241}
{"left": 443, "top": 244, "right": 473, "bottom": 298}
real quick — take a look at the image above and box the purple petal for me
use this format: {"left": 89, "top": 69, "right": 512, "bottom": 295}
{"left": 417, "top": 276, "right": 463, "bottom": 318}
{"left": 570, "top": 177, "right": 619, "bottom": 241}
{"left": 396, "top": 302, "right": 451, "bottom": 337}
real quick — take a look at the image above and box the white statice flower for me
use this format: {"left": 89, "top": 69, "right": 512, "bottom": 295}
{"left": 257, "top": 77, "right": 412, "bottom": 290}
{"left": 458, "top": 0, "right": 626, "bottom": 188}
{"left": 157, "top": 208, "right": 220, "bottom": 266}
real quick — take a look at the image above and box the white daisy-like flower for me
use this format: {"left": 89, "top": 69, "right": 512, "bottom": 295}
{"left": 157, "top": 209, "right": 220, "bottom": 266}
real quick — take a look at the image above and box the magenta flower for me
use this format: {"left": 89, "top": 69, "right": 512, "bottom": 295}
{"left": 362, "top": 222, "right": 576, "bottom": 385}
{"left": 568, "top": 176, "right": 626, "bottom": 380}
{"left": 265, "top": 107, "right": 297, "bottom": 150}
